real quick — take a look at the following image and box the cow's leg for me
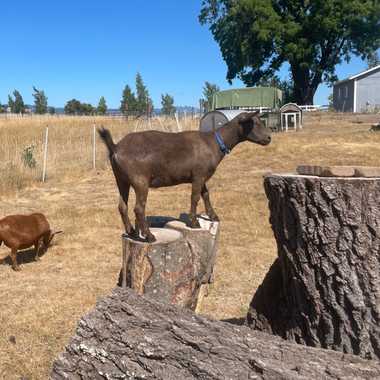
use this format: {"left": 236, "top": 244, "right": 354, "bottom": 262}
{"left": 189, "top": 181, "right": 202, "bottom": 228}
{"left": 201, "top": 184, "right": 219, "bottom": 221}
{"left": 10, "top": 248, "right": 20, "bottom": 271}
{"left": 133, "top": 181, "right": 155, "bottom": 242}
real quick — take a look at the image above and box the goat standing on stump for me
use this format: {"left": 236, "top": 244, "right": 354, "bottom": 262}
{"left": 0, "top": 213, "right": 62, "bottom": 271}
{"left": 99, "top": 111, "right": 271, "bottom": 242}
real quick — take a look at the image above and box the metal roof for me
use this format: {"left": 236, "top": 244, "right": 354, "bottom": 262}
{"left": 280, "top": 103, "right": 302, "bottom": 113}
{"left": 335, "top": 65, "right": 380, "bottom": 84}
{"left": 203, "top": 109, "right": 245, "bottom": 121}
{"left": 212, "top": 87, "right": 282, "bottom": 110}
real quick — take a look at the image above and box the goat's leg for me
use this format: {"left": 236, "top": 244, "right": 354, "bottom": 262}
{"left": 201, "top": 184, "right": 219, "bottom": 222}
{"left": 118, "top": 193, "right": 135, "bottom": 236}
{"left": 10, "top": 248, "right": 20, "bottom": 271}
{"left": 112, "top": 161, "right": 135, "bottom": 235}
{"left": 133, "top": 183, "right": 155, "bottom": 242}
{"left": 189, "top": 181, "right": 202, "bottom": 228}
{"left": 34, "top": 237, "right": 44, "bottom": 261}
{"left": 115, "top": 175, "right": 135, "bottom": 235}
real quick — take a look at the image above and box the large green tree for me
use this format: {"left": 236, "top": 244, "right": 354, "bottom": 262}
{"left": 8, "top": 90, "right": 25, "bottom": 114}
{"left": 200, "top": 0, "right": 380, "bottom": 104}
{"left": 32, "top": 86, "right": 48, "bottom": 114}
{"left": 161, "top": 93, "right": 176, "bottom": 115}
{"left": 202, "top": 81, "right": 220, "bottom": 112}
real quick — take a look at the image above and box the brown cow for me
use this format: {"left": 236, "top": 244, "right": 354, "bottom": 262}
{"left": 98, "top": 111, "right": 271, "bottom": 242}
{"left": 0, "top": 213, "right": 62, "bottom": 271}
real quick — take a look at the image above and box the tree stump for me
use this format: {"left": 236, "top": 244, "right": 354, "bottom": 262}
{"left": 50, "top": 288, "right": 380, "bottom": 380}
{"left": 165, "top": 214, "right": 220, "bottom": 312}
{"left": 165, "top": 214, "right": 219, "bottom": 285}
{"left": 119, "top": 215, "right": 220, "bottom": 311}
{"left": 247, "top": 173, "right": 380, "bottom": 360}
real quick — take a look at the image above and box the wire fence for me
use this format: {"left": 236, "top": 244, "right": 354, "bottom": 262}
{"left": 0, "top": 114, "right": 200, "bottom": 194}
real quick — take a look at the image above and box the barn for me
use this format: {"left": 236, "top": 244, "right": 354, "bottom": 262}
{"left": 333, "top": 65, "right": 380, "bottom": 113}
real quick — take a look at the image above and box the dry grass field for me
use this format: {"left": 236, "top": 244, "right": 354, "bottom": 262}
{"left": 0, "top": 112, "right": 380, "bottom": 379}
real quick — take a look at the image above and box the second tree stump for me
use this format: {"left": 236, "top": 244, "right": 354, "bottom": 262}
{"left": 247, "top": 173, "right": 380, "bottom": 360}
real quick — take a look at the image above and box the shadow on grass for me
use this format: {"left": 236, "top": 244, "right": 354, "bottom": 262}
{"left": 0, "top": 247, "right": 48, "bottom": 268}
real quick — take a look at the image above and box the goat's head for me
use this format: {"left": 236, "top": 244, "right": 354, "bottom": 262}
{"left": 236, "top": 111, "right": 271, "bottom": 146}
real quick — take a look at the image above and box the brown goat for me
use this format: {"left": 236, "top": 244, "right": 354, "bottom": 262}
{"left": 99, "top": 111, "right": 271, "bottom": 242}
{"left": 0, "top": 213, "right": 62, "bottom": 271}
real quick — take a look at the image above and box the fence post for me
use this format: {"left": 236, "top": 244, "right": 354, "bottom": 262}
{"left": 175, "top": 112, "right": 182, "bottom": 132}
{"left": 93, "top": 124, "right": 96, "bottom": 170}
{"left": 42, "top": 126, "right": 49, "bottom": 182}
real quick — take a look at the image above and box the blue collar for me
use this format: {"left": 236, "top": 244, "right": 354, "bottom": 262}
{"left": 214, "top": 130, "right": 230, "bottom": 155}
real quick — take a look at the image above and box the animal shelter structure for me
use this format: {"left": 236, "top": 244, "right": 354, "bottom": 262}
{"left": 279, "top": 103, "right": 302, "bottom": 131}
{"left": 200, "top": 87, "right": 285, "bottom": 132}
{"left": 211, "top": 87, "right": 283, "bottom": 111}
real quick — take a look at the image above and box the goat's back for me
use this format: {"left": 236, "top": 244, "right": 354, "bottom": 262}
{"left": 0, "top": 213, "right": 50, "bottom": 248}
{"left": 116, "top": 130, "right": 213, "bottom": 162}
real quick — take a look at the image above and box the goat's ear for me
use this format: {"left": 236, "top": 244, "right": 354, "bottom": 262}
{"left": 237, "top": 111, "right": 260, "bottom": 123}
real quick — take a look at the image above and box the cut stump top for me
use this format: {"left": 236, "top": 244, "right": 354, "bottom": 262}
{"left": 296, "top": 165, "right": 380, "bottom": 178}
{"left": 122, "top": 227, "right": 182, "bottom": 245}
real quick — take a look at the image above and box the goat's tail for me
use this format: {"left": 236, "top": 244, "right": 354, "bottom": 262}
{"left": 98, "top": 127, "right": 117, "bottom": 158}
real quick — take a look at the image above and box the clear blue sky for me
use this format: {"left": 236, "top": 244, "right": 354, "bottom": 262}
{"left": 0, "top": 1, "right": 374, "bottom": 108}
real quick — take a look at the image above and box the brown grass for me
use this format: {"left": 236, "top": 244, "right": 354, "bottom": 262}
{"left": 0, "top": 112, "right": 380, "bottom": 379}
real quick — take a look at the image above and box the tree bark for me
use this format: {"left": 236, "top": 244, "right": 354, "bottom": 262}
{"left": 50, "top": 288, "right": 380, "bottom": 380}
{"left": 247, "top": 174, "right": 380, "bottom": 360}
{"left": 118, "top": 215, "right": 220, "bottom": 311}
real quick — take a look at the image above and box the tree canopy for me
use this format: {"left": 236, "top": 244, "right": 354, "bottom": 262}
{"left": 367, "top": 51, "right": 380, "bottom": 68}
{"left": 135, "top": 72, "right": 153, "bottom": 114}
{"left": 200, "top": 0, "right": 380, "bottom": 104}
{"left": 161, "top": 93, "right": 176, "bottom": 115}
{"left": 120, "top": 85, "right": 137, "bottom": 115}
{"left": 120, "top": 74, "right": 153, "bottom": 116}
{"left": 97, "top": 96, "right": 107, "bottom": 115}
{"left": 64, "top": 99, "right": 94, "bottom": 115}
{"left": 202, "top": 81, "right": 220, "bottom": 112}
{"left": 33, "top": 86, "right": 48, "bottom": 114}
{"left": 8, "top": 90, "right": 26, "bottom": 114}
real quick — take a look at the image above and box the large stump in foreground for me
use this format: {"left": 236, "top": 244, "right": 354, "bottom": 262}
{"left": 247, "top": 174, "right": 380, "bottom": 359}
{"left": 119, "top": 216, "right": 220, "bottom": 311}
{"left": 50, "top": 288, "right": 380, "bottom": 380}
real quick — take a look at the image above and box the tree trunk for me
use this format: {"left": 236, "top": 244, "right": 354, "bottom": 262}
{"left": 50, "top": 288, "right": 380, "bottom": 380}
{"left": 118, "top": 215, "right": 220, "bottom": 311}
{"left": 291, "top": 64, "right": 316, "bottom": 105}
{"left": 247, "top": 174, "right": 380, "bottom": 359}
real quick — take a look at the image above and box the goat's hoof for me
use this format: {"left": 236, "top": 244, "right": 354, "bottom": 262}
{"left": 146, "top": 233, "right": 156, "bottom": 243}
{"left": 12, "top": 266, "right": 21, "bottom": 272}
{"left": 35, "top": 257, "right": 40, "bottom": 261}
{"left": 126, "top": 227, "right": 136, "bottom": 236}
{"left": 190, "top": 220, "right": 201, "bottom": 229}
{"left": 209, "top": 214, "right": 220, "bottom": 222}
